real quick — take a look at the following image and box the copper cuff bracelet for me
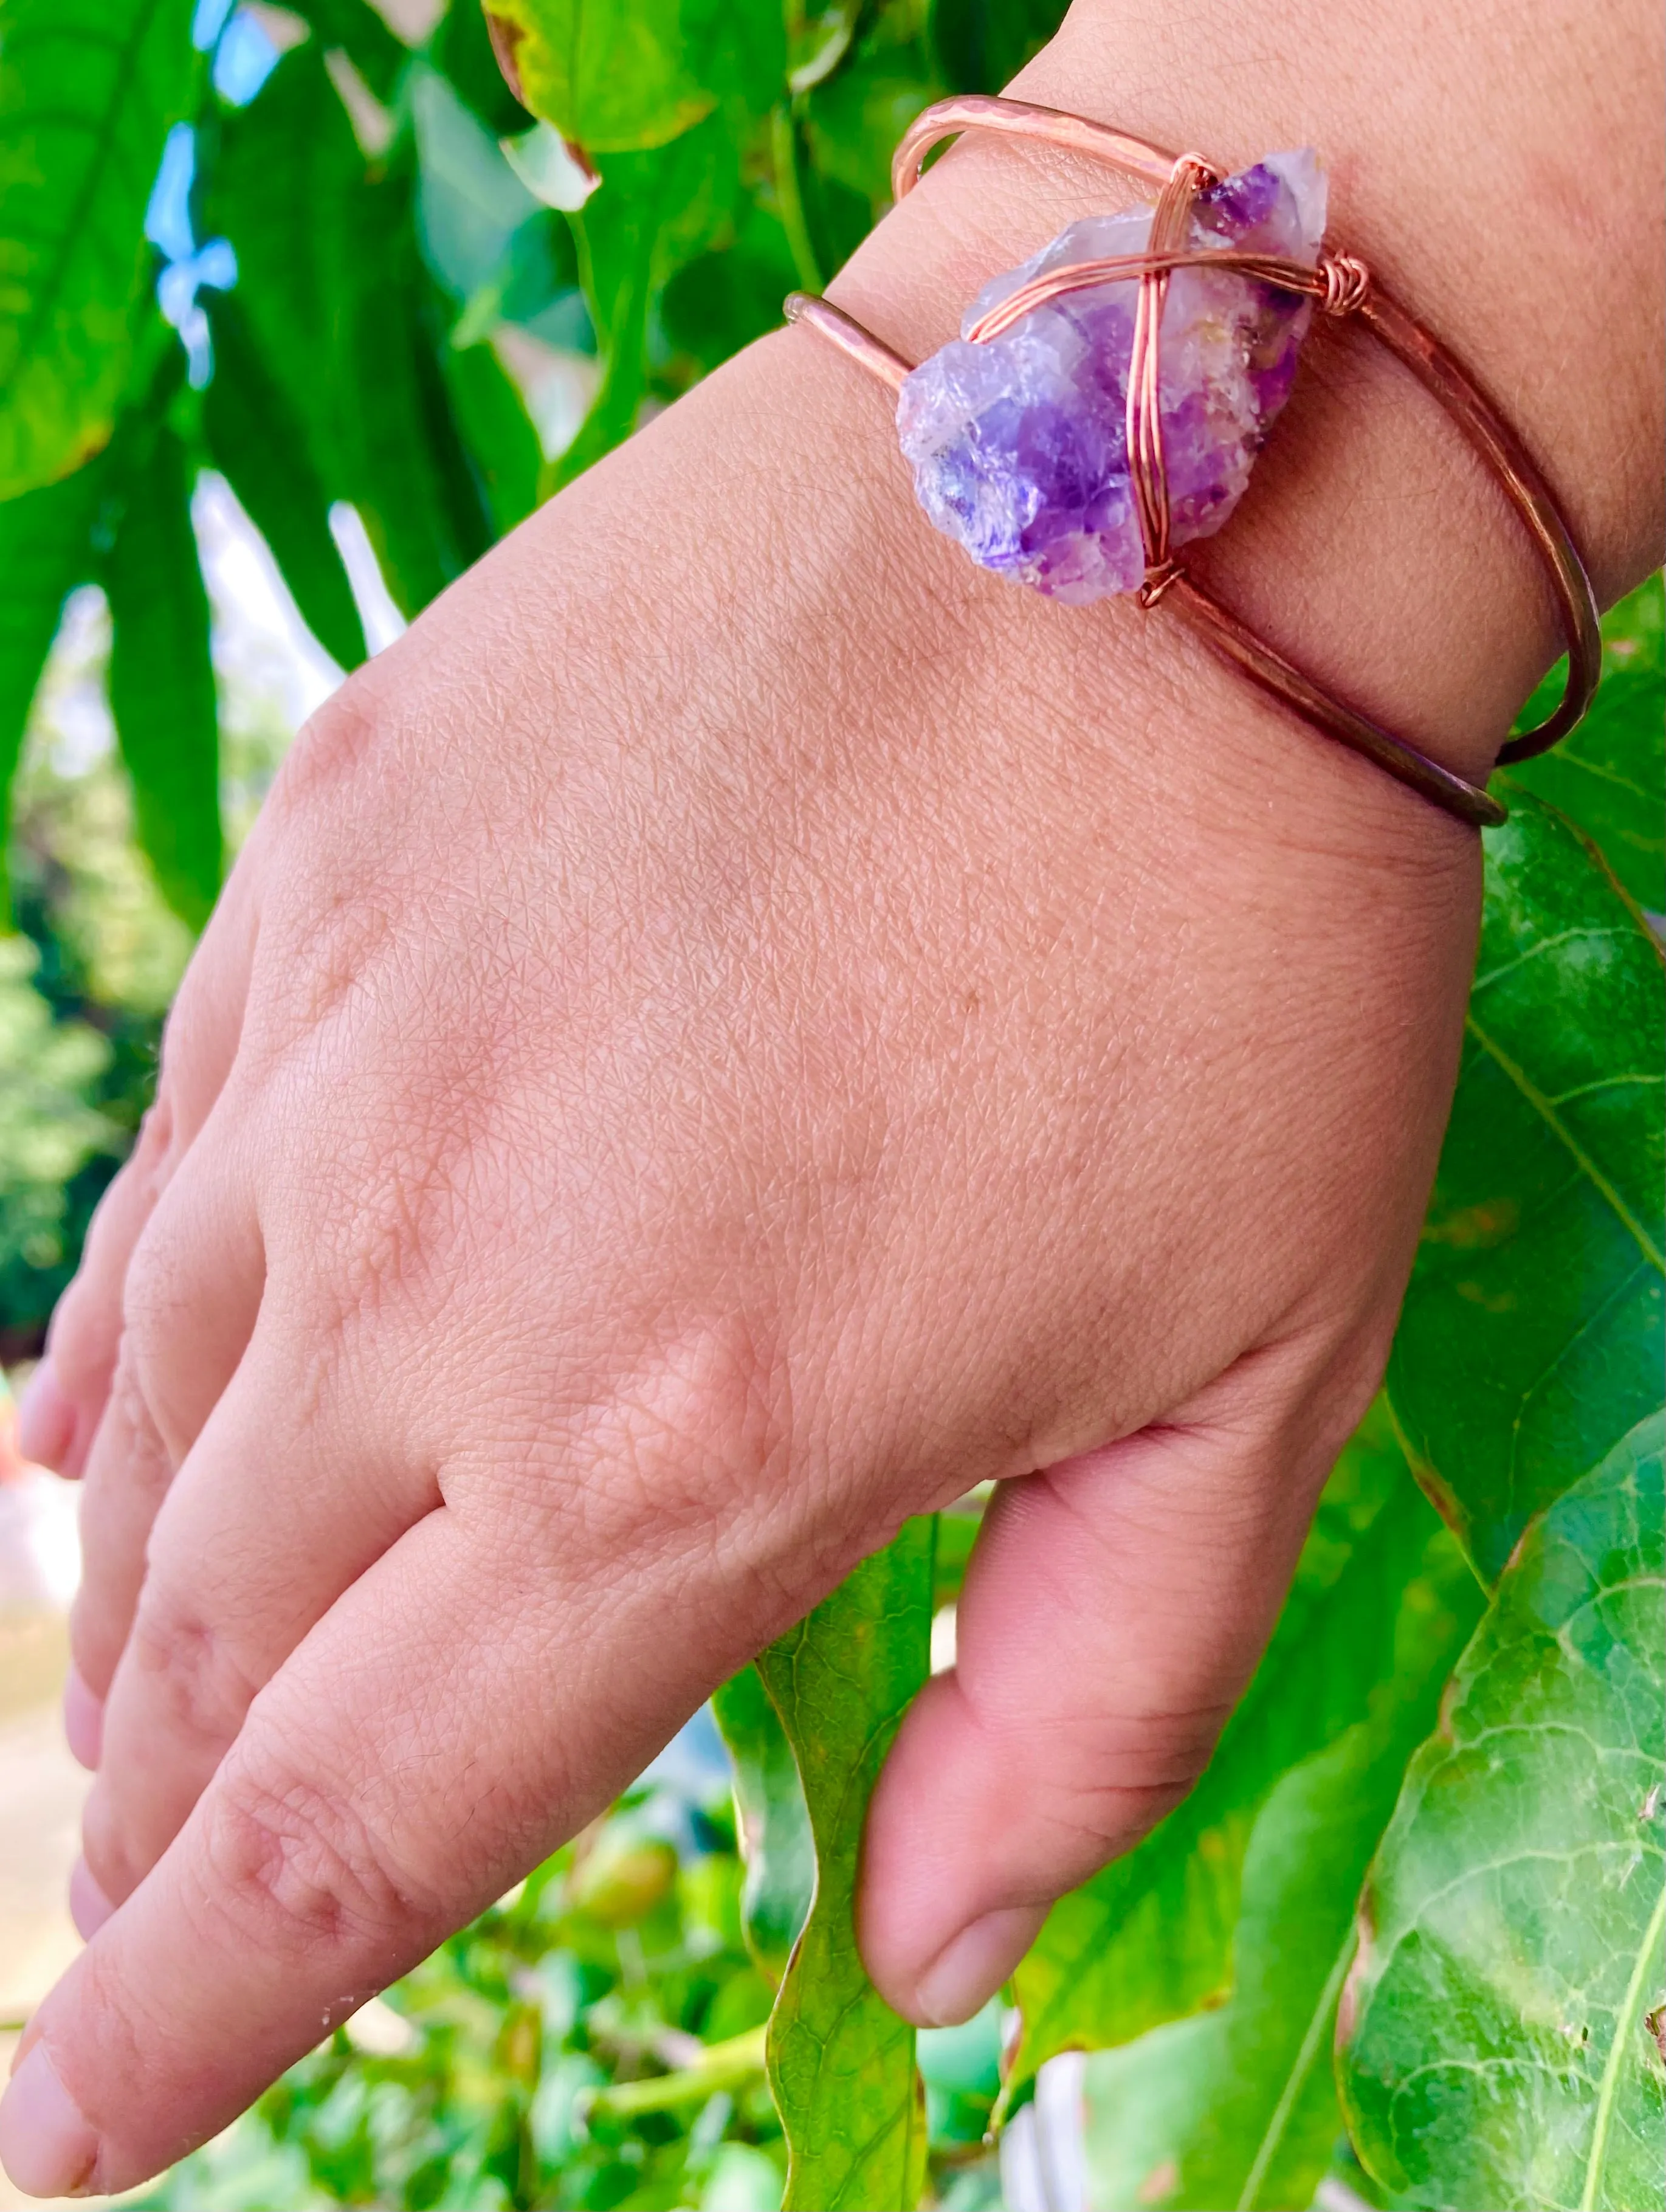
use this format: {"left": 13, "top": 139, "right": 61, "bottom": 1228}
{"left": 783, "top": 95, "right": 1602, "bottom": 832}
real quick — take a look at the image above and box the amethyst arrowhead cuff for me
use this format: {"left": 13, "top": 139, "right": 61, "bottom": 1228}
{"left": 785, "top": 95, "right": 1601, "bottom": 832}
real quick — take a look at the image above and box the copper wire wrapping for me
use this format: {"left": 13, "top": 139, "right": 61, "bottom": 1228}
{"left": 783, "top": 96, "right": 1603, "bottom": 832}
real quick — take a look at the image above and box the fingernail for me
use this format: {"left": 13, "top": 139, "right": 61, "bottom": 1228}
{"left": 62, "top": 1670, "right": 103, "bottom": 1772}
{"left": 913, "top": 1904, "right": 1047, "bottom": 2027}
{"left": 16, "top": 1363, "right": 75, "bottom": 1473}
{"left": 67, "top": 1860, "right": 114, "bottom": 1943}
{"left": 0, "top": 2044, "right": 99, "bottom": 2198}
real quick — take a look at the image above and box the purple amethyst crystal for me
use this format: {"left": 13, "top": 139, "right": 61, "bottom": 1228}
{"left": 896, "top": 151, "right": 1327, "bottom": 602}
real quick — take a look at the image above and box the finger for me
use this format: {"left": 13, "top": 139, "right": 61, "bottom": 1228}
{"left": 19, "top": 870, "right": 260, "bottom": 1476}
{"left": 0, "top": 1500, "right": 718, "bottom": 2198}
{"left": 81, "top": 1339, "right": 427, "bottom": 1903}
{"left": 67, "top": 1135, "right": 266, "bottom": 1739}
{"left": 858, "top": 1344, "right": 1368, "bottom": 2026}
{"left": 65, "top": 1348, "right": 173, "bottom": 1713}
{"left": 18, "top": 1103, "right": 177, "bottom": 1480}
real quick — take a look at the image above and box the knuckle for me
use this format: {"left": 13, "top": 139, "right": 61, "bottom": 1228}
{"left": 201, "top": 1739, "right": 434, "bottom": 1959}
{"left": 156, "top": 957, "right": 228, "bottom": 1110}
{"left": 559, "top": 1321, "right": 793, "bottom": 1565}
{"left": 81, "top": 1780, "right": 145, "bottom": 1906}
{"left": 128, "top": 1092, "right": 177, "bottom": 1187}
{"left": 69, "top": 1596, "right": 128, "bottom": 1710}
{"left": 126, "top": 1580, "right": 258, "bottom": 1750}
{"left": 120, "top": 1204, "right": 196, "bottom": 1373}
{"left": 47, "top": 1108, "right": 176, "bottom": 1393}
{"left": 267, "top": 683, "right": 383, "bottom": 825}
{"left": 47, "top": 1283, "right": 114, "bottom": 1405}
{"left": 88, "top": 1348, "right": 174, "bottom": 1500}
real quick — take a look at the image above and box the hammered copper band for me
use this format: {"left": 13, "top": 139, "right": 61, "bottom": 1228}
{"left": 785, "top": 95, "right": 1603, "bottom": 830}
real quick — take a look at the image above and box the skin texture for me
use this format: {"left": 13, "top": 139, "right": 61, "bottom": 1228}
{"left": 3, "top": 0, "right": 1661, "bottom": 2193}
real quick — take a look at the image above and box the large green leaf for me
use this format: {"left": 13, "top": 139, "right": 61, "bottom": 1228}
{"left": 553, "top": 114, "right": 731, "bottom": 488}
{"left": 442, "top": 336, "right": 542, "bottom": 536}
{"left": 1074, "top": 1491, "right": 1482, "bottom": 2211}
{"left": 368, "top": 257, "right": 499, "bottom": 607}
{"left": 754, "top": 1519, "right": 932, "bottom": 2212}
{"left": 103, "top": 421, "right": 220, "bottom": 930}
{"left": 712, "top": 1659, "right": 813, "bottom": 1989}
{"left": 1339, "top": 1412, "right": 1665, "bottom": 2212}
{"left": 0, "top": 461, "right": 99, "bottom": 903}
{"left": 1388, "top": 789, "right": 1664, "bottom": 1583}
{"left": 480, "top": 0, "right": 783, "bottom": 155}
{"left": 202, "top": 292, "right": 367, "bottom": 673}
{"left": 201, "top": 43, "right": 357, "bottom": 468}
{"left": 0, "top": 0, "right": 194, "bottom": 497}
{"left": 1005, "top": 1408, "right": 1462, "bottom": 2110}
{"left": 207, "top": 46, "right": 492, "bottom": 616}
{"left": 1510, "top": 574, "right": 1663, "bottom": 914}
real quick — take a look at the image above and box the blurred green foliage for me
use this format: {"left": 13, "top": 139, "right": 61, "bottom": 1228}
{"left": 140, "top": 1740, "right": 1005, "bottom": 2211}
{"left": 0, "top": 566, "right": 289, "bottom": 1349}
{"left": 0, "top": 931, "right": 112, "bottom": 1328}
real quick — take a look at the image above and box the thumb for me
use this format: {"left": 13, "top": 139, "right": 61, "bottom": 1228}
{"left": 856, "top": 1346, "right": 1365, "bottom": 2026}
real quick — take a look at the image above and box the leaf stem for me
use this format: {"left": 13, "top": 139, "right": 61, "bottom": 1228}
{"left": 1580, "top": 1876, "right": 1666, "bottom": 2211}
{"left": 1236, "top": 1930, "right": 1355, "bottom": 2210}
{"left": 581, "top": 2025, "right": 767, "bottom": 2120}
{"left": 771, "top": 104, "right": 824, "bottom": 296}
{"left": 1463, "top": 1011, "right": 1665, "bottom": 1275}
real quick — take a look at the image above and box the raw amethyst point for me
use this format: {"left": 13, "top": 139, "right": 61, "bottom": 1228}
{"left": 895, "top": 151, "right": 1327, "bottom": 604}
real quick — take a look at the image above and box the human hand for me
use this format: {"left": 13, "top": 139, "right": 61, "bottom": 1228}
{"left": 4, "top": 0, "right": 1658, "bottom": 2193}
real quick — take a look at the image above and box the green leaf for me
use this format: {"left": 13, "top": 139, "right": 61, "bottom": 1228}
{"left": 481, "top": 0, "right": 783, "bottom": 155}
{"left": 1073, "top": 1492, "right": 1482, "bottom": 2211}
{"left": 103, "top": 421, "right": 220, "bottom": 930}
{"left": 712, "top": 1659, "right": 814, "bottom": 1989}
{"left": 1511, "top": 574, "right": 1664, "bottom": 915}
{"left": 754, "top": 1519, "right": 933, "bottom": 2212}
{"left": 659, "top": 194, "right": 797, "bottom": 373}
{"left": 201, "top": 43, "right": 359, "bottom": 480}
{"left": 1005, "top": 1408, "right": 1469, "bottom": 2110}
{"left": 553, "top": 114, "right": 731, "bottom": 488}
{"left": 442, "top": 336, "right": 542, "bottom": 534}
{"left": 431, "top": 0, "right": 533, "bottom": 138}
{"left": 803, "top": 49, "right": 934, "bottom": 207}
{"left": 0, "top": 461, "right": 99, "bottom": 906}
{"left": 0, "top": 0, "right": 196, "bottom": 497}
{"left": 1388, "top": 789, "right": 1665, "bottom": 1583}
{"left": 1338, "top": 1411, "right": 1666, "bottom": 2212}
{"left": 784, "top": 2, "right": 859, "bottom": 95}
{"left": 928, "top": 0, "right": 1069, "bottom": 93}
{"left": 932, "top": 1501, "right": 981, "bottom": 1609}
{"left": 368, "top": 258, "right": 500, "bottom": 610}
{"left": 207, "top": 47, "right": 494, "bottom": 614}
{"left": 202, "top": 292, "right": 367, "bottom": 672}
